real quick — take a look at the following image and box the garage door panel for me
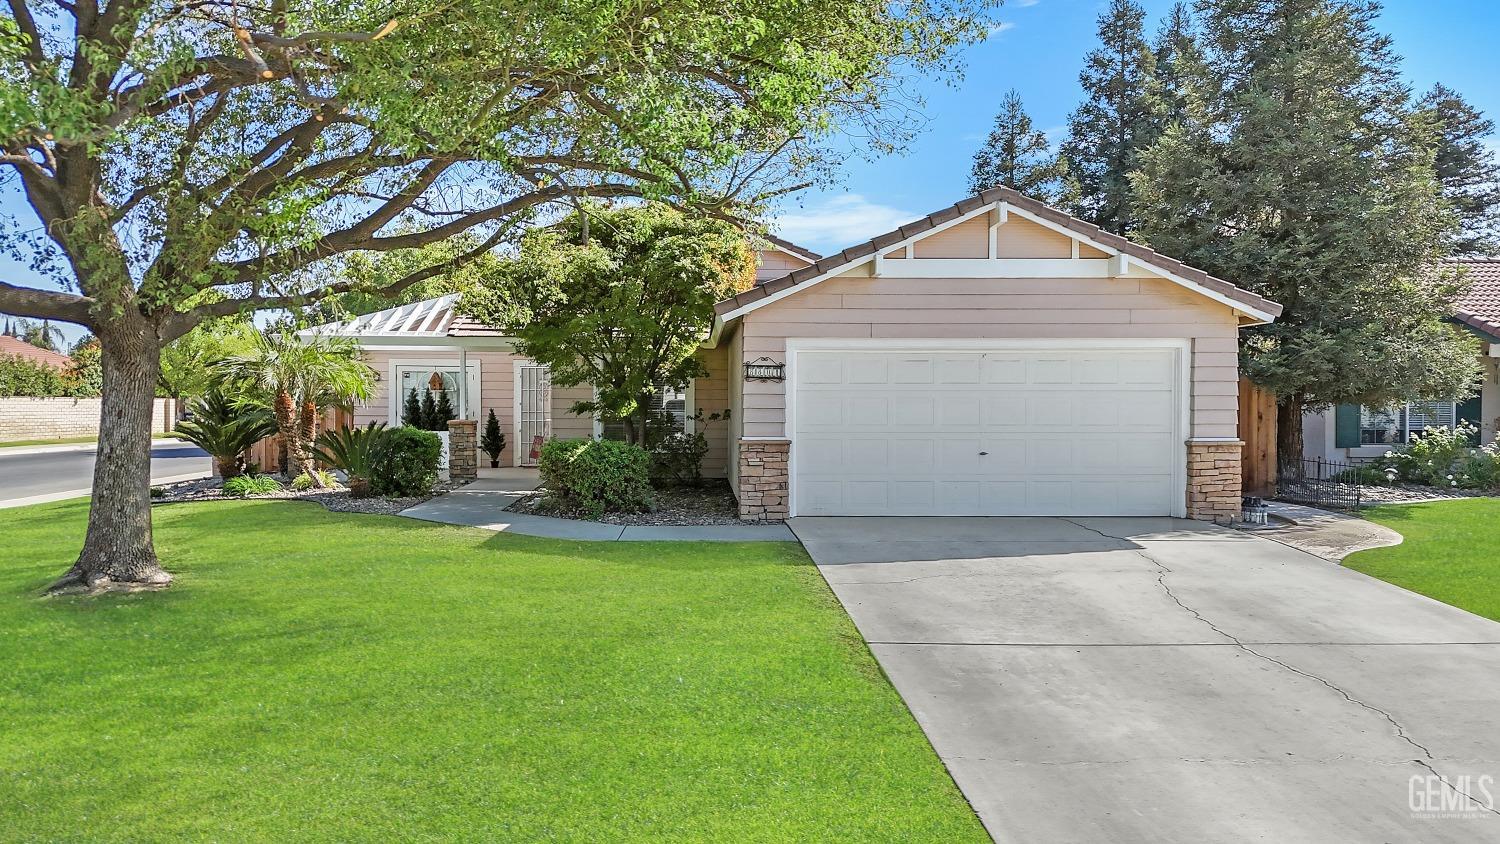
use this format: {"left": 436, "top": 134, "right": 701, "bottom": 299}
{"left": 793, "top": 348, "right": 1182, "bottom": 516}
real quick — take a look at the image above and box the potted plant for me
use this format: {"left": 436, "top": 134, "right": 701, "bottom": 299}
{"left": 481, "top": 409, "right": 506, "bottom": 468}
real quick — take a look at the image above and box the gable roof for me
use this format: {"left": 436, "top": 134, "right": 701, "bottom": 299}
{"left": 760, "top": 235, "right": 820, "bottom": 265}
{"left": 716, "top": 186, "right": 1283, "bottom": 323}
{"left": 0, "top": 335, "right": 72, "bottom": 368}
{"left": 1451, "top": 258, "right": 1500, "bottom": 340}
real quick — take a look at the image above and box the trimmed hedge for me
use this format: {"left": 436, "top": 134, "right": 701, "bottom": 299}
{"left": 372, "top": 426, "right": 442, "bottom": 497}
{"left": 538, "top": 439, "right": 652, "bottom": 515}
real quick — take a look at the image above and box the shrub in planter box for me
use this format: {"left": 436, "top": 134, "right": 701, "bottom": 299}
{"left": 481, "top": 409, "right": 506, "bottom": 468}
{"left": 538, "top": 438, "right": 652, "bottom": 516}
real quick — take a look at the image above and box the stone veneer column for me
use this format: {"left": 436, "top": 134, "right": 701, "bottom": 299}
{"left": 737, "top": 438, "right": 790, "bottom": 521}
{"left": 1186, "top": 440, "right": 1243, "bottom": 523}
{"left": 447, "top": 419, "right": 478, "bottom": 481}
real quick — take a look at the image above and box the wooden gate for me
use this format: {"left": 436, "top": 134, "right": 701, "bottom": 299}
{"left": 1239, "top": 377, "right": 1277, "bottom": 497}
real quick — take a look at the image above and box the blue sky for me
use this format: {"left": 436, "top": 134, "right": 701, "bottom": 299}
{"left": 4, "top": 0, "right": 1498, "bottom": 343}
{"left": 771, "top": 0, "right": 1500, "bottom": 256}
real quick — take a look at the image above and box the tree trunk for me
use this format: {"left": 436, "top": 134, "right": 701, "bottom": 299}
{"left": 49, "top": 323, "right": 171, "bottom": 594}
{"left": 298, "top": 399, "right": 327, "bottom": 487}
{"left": 1276, "top": 393, "right": 1305, "bottom": 478}
{"left": 272, "top": 389, "right": 310, "bottom": 479}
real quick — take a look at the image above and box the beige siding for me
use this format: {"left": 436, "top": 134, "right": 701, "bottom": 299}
{"left": 1078, "top": 241, "right": 1110, "bottom": 259}
{"left": 739, "top": 274, "right": 1242, "bottom": 439}
{"left": 756, "top": 247, "right": 812, "bottom": 282}
{"left": 995, "top": 217, "right": 1072, "bottom": 258}
{"left": 693, "top": 344, "right": 731, "bottom": 478}
{"left": 356, "top": 349, "right": 596, "bottom": 466}
{"left": 913, "top": 217, "right": 988, "bottom": 258}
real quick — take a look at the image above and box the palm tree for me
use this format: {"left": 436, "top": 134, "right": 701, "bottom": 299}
{"left": 221, "top": 331, "right": 375, "bottom": 484}
{"left": 21, "top": 318, "right": 65, "bottom": 352}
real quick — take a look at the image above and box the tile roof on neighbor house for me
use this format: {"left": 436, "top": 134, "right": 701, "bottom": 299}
{"left": 716, "top": 186, "right": 1285, "bottom": 320}
{"left": 1451, "top": 258, "right": 1500, "bottom": 340}
{"left": 0, "top": 335, "right": 72, "bottom": 368}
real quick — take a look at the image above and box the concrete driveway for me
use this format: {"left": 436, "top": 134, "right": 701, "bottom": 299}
{"left": 789, "top": 516, "right": 1500, "bottom": 843}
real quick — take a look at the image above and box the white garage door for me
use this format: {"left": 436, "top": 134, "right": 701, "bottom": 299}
{"left": 792, "top": 347, "right": 1182, "bottom": 516}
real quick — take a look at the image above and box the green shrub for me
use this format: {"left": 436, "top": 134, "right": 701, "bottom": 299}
{"left": 650, "top": 431, "right": 710, "bottom": 486}
{"left": 480, "top": 409, "right": 506, "bottom": 466}
{"left": 1332, "top": 463, "right": 1395, "bottom": 486}
{"left": 173, "top": 388, "right": 277, "bottom": 479}
{"left": 221, "top": 474, "right": 283, "bottom": 498}
{"left": 0, "top": 354, "right": 69, "bottom": 397}
{"left": 538, "top": 438, "right": 652, "bottom": 516}
{"left": 1457, "top": 445, "right": 1500, "bottom": 492}
{"left": 313, "top": 422, "right": 390, "bottom": 498}
{"left": 1390, "top": 423, "right": 1479, "bottom": 486}
{"left": 149, "top": 486, "right": 166, "bottom": 499}
{"left": 291, "top": 470, "right": 337, "bottom": 491}
{"left": 372, "top": 426, "right": 442, "bottom": 497}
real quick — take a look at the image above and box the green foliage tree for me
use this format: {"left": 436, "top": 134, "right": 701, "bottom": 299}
{"left": 1418, "top": 84, "right": 1500, "bottom": 255}
{"left": 419, "top": 389, "right": 439, "bottom": 432}
{"left": 303, "top": 234, "right": 505, "bottom": 324}
{"left": 1132, "top": 0, "right": 1479, "bottom": 461}
{"left": 0, "top": 0, "right": 986, "bottom": 591}
{"left": 1151, "top": 3, "right": 1203, "bottom": 129}
{"left": 969, "top": 90, "right": 1068, "bottom": 202}
{"left": 481, "top": 409, "right": 506, "bottom": 467}
{"left": 19, "top": 318, "right": 63, "bottom": 352}
{"left": 402, "top": 388, "right": 423, "bottom": 429}
{"left": 65, "top": 336, "right": 103, "bottom": 396}
{"left": 433, "top": 389, "right": 455, "bottom": 430}
{"left": 463, "top": 204, "right": 756, "bottom": 444}
{"left": 1061, "top": 0, "right": 1164, "bottom": 234}
{"left": 158, "top": 316, "right": 258, "bottom": 399}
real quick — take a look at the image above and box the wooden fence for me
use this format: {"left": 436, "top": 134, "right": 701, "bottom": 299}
{"left": 1238, "top": 377, "right": 1277, "bottom": 497}
{"left": 243, "top": 406, "right": 352, "bottom": 475}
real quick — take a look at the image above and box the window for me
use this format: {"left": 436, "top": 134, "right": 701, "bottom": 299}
{"left": 1359, "top": 402, "right": 1458, "bottom": 445}
{"left": 600, "top": 383, "right": 689, "bottom": 441}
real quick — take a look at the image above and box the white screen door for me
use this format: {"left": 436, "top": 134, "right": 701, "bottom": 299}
{"left": 515, "top": 362, "right": 552, "bottom": 466}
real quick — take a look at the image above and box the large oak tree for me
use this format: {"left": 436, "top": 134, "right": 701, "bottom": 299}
{"left": 0, "top": 0, "right": 987, "bottom": 592}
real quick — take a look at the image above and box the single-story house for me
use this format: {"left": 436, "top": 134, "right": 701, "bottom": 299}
{"left": 303, "top": 187, "right": 1283, "bottom": 522}
{"left": 1302, "top": 257, "right": 1500, "bottom": 463}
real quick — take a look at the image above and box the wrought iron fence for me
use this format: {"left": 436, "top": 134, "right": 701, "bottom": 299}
{"left": 1276, "top": 457, "right": 1363, "bottom": 512}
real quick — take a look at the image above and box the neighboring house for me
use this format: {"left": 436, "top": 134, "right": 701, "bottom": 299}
{"left": 304, "top": 186, "right": 1283, "bottom": 522}
{"left": 1303, "top": 257, "right": 1500, "bottom": 464}
{"left": 0, "top": 335, "right": 72, "bottom": 369}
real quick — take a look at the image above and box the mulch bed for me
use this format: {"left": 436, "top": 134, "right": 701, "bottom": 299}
{"left": 149, "top": 475, "right": 461, "bottom": 515}
{"left": 507, "top": 479, "right": 753, "bottom": 525}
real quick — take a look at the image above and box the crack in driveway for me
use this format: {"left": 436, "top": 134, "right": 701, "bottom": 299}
{"left": 1057, "top": 518, "right": 1500, "bottom": 816}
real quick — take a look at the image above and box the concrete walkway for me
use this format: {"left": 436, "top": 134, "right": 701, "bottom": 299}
{"left": 398, "top": 469, "right": 796, "bottom": 541}
{"left": 791, "top": 515, "right": 1500, "bottom": 843}
{"left": 1243, "top": 501, "right": 1405, "bottom": 562}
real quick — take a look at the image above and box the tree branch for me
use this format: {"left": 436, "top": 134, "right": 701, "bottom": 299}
{"left": 0, "top": 282, "right": 96, "bottom": 326}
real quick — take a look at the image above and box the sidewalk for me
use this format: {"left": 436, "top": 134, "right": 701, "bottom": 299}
{"left": 398, "top": 469, "right": 796, "bottom": 542}
{"left": 1238, "top": 501, "right": 1404, "bottom": 562}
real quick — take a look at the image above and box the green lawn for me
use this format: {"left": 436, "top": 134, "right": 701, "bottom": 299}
{"left": 0, "top": 500, "right": 984, "bottom": 842}
{"left": 1349, "top": 499, "right": 1500, "bottom": 622}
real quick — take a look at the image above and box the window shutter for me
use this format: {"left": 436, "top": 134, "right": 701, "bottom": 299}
{"left": 1334, "top": 404, "right": 1361, "bottom": 448}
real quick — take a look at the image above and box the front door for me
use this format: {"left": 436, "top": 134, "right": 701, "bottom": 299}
{"left": 515, "top": 362, "right": 552, "bottom": 466}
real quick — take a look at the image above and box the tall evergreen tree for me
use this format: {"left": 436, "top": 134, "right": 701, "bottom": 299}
{"left": 1132, "top": 0, "right": 1479, "bottom": 461}
{"left": 1152, "top": 3, "right": 1202, "bottom": 128}
{"left": 969, "top": 90, "right": 1068, "bottom": 202}
{"left": 1061, "top": 0, "right": 1163, "bottom": 234}
{"left": 1419, "top": 84, "right": 1500, "bottom": 255}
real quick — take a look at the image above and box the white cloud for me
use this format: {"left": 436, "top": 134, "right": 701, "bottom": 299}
{"left": 1014, "top": 0, "right": 1040, "bottom": 6}
{"left": 986, "top": 21, "right": 1016, "bottom": 38}
{"left": 772, "top": 195, "right": 920, "bottom": 254}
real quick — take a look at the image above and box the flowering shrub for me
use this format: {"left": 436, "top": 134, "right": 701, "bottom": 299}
{"left": 1383, "top": 423, "right": 1494, "bottom": 489}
